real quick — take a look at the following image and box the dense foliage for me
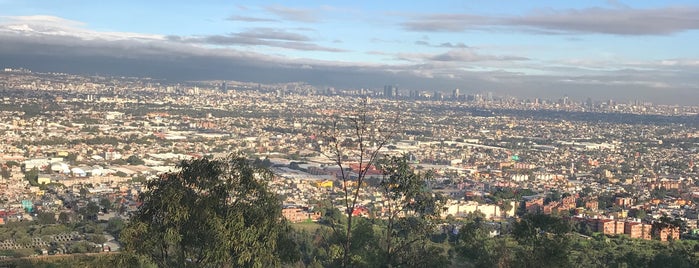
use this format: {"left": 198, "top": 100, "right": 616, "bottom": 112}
{"left": 119, "top": 155, "right": 298, "bottom": 267}
{"left": 4, "top": 156, "right": 699, "bottom": 267}
{"left": 287, "top": 155, "right": 449, "bottom": 267}
{"left": 452, "top": 213, "right": 699, "bottom": 268}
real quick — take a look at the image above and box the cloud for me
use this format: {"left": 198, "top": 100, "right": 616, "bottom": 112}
{"left": 168, "top": 28, "right": 346, "bottom": 52}
{"left": 0, "top": 15, "right": 163, "bottom": 41}
{"left": 0, "top": 15, "right": 697, "bottom": 105}
{"left": 1, "top": 15, "right": 344, "bottom": 54}
{"left": 402, "top": 14, "right": 493, "bottom": 32}
{"left": 507, "top": 6, "right": 699, "bottom": 35}
{"left": 226, "top": 15, "right": 277, "bottom": 22}
{"left": 402, "top": 6, "right": 699, "bottom": 35}
{"left": 265, "top": 5, "right": 318, "bottom": 22}
{"left": 414, "top": 40, "right": 429, "bottom": 46}
{"left": 394, "top": 49, "right": 528, "bottom": 63}
{"left": 234, "top": 28, "right": 310, "bottom": 41}
{"left": 0, "top": 15, "right": 86, "bottom": 27}
{"left": 430, "top": 49, "right": 529, "bottom": 62}
{"left": 437, "top": 42, "right": 468, "bottom": 48}
{"left": 179, "top": 35, "right": 346, "bottom": 52}
{"left": 414, "top": 40, "right": 468, "bottom": 48}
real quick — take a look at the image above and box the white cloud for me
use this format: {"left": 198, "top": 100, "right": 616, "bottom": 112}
{"left": 0, "top": 15, "right": 164, "bottom": 41}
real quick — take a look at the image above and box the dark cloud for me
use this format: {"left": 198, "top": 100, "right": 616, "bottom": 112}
{"left": 402, "top": 6, "right": 699, "bottom": 35}
{"left": 184, "top": 35, "right": 346, "bottom": 52}
{"left": 227, "top": 15, "right": 278, "bottom": 22}
{"left": 168, "top": 28, "right": 346, "bottom": 52}
{"left": 0, "top": 19, "right": 697, "bottom": 105}
{"left": 265, "top": 5, "right": 318, "bottom": 22}
{"left": 0, "top": 33, "right": 490, "bottom": 91}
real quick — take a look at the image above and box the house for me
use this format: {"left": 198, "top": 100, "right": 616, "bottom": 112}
{"left": 625, "top": 222, "right": 645, "bottom": 239}
{"left": 524, "top": 197, "right": 544, "bottom": 214}
{"left": 614, "top": 197, "right": 634, "bottom": 207}
{"left": 315, "top": 180, "right": 334, "bottom": 189}
{"left": 656, "top": 226, "right": 681, "bottom": 241}
{"left": 38, "top": 174, "right": 52, "bottom": 185}
{"left": 597, "top": 219, "right": 617, "bottom": 235}
{"left": 614, "top": 221, "right": 625, "bottom": 235}
{"left": 351, "top": 205, "right": 370, "bottom": 217}
{"left": 585, "top": 200, "right": 598, "bottom": 211}
{"left": 282, "top": 207, "right": 321, "bottom": 223}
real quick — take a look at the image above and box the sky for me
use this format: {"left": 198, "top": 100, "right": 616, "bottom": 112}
{"left": 1, "top": 0, "right": 698, "bottom": 104}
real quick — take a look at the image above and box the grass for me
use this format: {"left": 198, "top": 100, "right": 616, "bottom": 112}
{"left": 291, "top": 221, "right": 328, "bottom": 233}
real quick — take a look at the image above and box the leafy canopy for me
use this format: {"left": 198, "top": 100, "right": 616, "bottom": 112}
{"left": 120, "top": 155, "right": 298, "bottom": 267}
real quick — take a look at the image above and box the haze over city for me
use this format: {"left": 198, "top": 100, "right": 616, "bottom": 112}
{"left": 1, "top": 0, "right": 699, "bottom": 104}
{"left": 3, "top": 1, "right": 699, "bottom": 267}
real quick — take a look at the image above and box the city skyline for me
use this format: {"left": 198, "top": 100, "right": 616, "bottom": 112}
{"left": 1, "top": 0, "right": 699, "bottom": 104}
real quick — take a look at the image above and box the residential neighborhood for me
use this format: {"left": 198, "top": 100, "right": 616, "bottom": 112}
{"left": 1, "top": 69, "right": 698, "bottom": 259}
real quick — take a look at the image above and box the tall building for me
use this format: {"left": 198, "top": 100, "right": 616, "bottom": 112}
{"left": 453, "top": 88, "right": 460, "bottom": 100}
{"left": 383, "top": 85, "right": 397, "bottom": 99}
{"left": 433, "top": 91, "right": 443, "bottom": 100}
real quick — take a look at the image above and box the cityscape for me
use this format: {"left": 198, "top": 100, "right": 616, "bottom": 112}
{"left": 1, "top": 68, "right": 698, "bottom": 266}
{"left": 2, "top": 0, "right": 699, "bottom": 267}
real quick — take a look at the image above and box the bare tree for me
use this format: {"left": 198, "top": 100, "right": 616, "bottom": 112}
{"left": 318, "top": 98, "right": 399, "bottom": 267}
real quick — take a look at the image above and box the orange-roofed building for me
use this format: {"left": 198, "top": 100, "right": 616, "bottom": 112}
{"left": 598, "top": 219, "right": 616, "bottom": 235}
{"left": 656, "top": 226, "right": 681, "bottom": 242}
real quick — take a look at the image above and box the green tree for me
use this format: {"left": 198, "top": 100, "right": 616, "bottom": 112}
{"left": 58, "top": 211, "right": 72, "bottom": 223}
{"left": 120, "top": 155, "right": 298, "bottom": 267}
{"left": 24, "top": 167, "right": 39, "bottom": 186}
{"left": 126, "top": 155, "right": 145, "bottom": 165}
{"left": 69, "top": 241, "right": 92, "bottom": 253}
{"left": 1, "top": 166, "right": 10, "bottom": 179}
{"left": 100, "top": 197, "right": 112, "bottom": 211}
{"left": 6, "top": 161, "right": 20, "bottom": 168}
{"left": 64, "top": 153, "right": 78, "bottom": 163}
{"left": 36, "top": 211, "right": 56, "bottom": 224}
{"left": 89, "top": 234, "right": 107, "bottom": 245}
{"left": 456, "top": 215, "right": 515, "bottom": 268}
{"left": 106, "top": 217, "right": 126, "bottom": 237}
{"left": 512, "top": 213, "right": 572, "bottom": 268}
{"left": 375, "top": 155, "right": 447, "bottom": 267}
{"left": 79, "top": 202, "right": 100, "bottom": 221}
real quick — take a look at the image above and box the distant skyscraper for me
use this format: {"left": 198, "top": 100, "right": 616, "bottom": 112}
{"left": 221, "top": 82, "right": 227, "bottom": 92}
{"left": 433, "top": 91, "right": 442, "bottom": 100}
{"left": 453, "top": 88, "right": 460, "bottom": 100}
{"left": 383, "top": 85, "right": 397, "bottom": 99}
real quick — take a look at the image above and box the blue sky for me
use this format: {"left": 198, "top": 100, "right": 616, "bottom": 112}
{"left": 1, "top": 0, "right": 698, "bottom": 104}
